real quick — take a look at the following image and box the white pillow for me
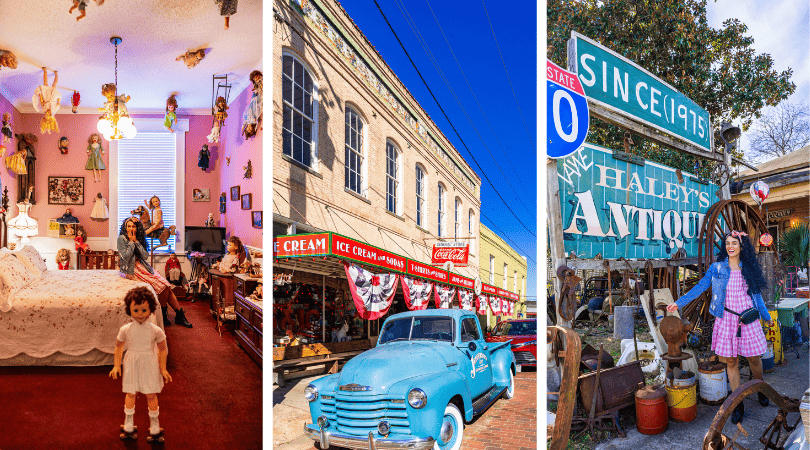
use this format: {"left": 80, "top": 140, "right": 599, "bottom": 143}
{"left": 14, "top": 245, "right": 48, "bottom": 278}
{"left": 0, "top": 254, "right": 36, "bottom": 312}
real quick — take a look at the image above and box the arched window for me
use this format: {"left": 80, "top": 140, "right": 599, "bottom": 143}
{"left": 282, "top": 54, "right": 316, "bottom": 168}
{"left": 386, "top": 141, "right": 399, "bottom": 214}
{"left": 344, "top": 107, "right": 364, "bottom": 195}
{"left": 415, "top": 165, "right": 425, "bottom": 227}
{"left": 437, "top": 183, "right": 445, "bottom": 237}
{"left": 454, "top": 198, "right": 461, "bottom": 239}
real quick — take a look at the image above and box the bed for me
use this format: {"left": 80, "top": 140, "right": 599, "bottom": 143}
{"left": 0, "top": 192, "right": 165, "bottom": 366}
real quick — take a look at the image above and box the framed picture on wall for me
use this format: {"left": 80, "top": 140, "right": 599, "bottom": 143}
{"left": 252, "top": 211, "right": 262, "bottom": 229}
{"left": 48, "top": 176, "right": 84, "bottom": 205}
{"left": 230, "top": 186, "right": 240, "bottom": 201}
{"left": 241, "top": 193, "right": 252, "bottom": 210}
{"left": 192, "top": 188, "right": 210, "bottom": 202}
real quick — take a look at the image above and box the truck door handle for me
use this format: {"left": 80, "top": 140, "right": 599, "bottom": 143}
{"left": 483, "top": 345, "right": 488, "bottom": 350}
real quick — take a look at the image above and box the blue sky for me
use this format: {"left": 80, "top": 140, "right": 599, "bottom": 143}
{"left": 340, "top": 0, "right": 538, "bottom": 300}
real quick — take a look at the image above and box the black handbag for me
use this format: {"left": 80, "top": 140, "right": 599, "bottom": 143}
{"left": 724, "top": 307, "right": 760, "bottom": 337}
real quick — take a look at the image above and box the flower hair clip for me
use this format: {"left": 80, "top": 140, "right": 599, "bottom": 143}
{"left": 730, "top": 231, "right": 748, "bottom": 238}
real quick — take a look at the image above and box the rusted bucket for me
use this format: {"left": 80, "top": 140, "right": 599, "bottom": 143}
{"left": 665, "top": 373, "right": 697, "bottom": 423}
{"left": 635, "top": 385, "right": 668, "bottom": 435}
{"left": 698, "top": 359, "right": 728, "bottom": 405}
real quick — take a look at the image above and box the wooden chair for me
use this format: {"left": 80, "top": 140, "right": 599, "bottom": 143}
{"left": 80, "top": 250, "right": 118, "bottom": 270}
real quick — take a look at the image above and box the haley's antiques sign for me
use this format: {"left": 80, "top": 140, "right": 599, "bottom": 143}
{"left": 558, "top": 143, "right": 717, "bottom": 259}
{"left": 568, "top": 32, "right": 712, "bottom": 154}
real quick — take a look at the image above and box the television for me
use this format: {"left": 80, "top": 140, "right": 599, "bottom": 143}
{"left": 184, "top": 226, "right": 226, "bottom": 256}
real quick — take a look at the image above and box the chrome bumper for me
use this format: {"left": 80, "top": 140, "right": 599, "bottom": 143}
{"left": 304, "top": 424, "right": 435, "bottom": 450}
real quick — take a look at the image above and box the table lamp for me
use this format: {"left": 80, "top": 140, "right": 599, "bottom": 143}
{"left": 8, "top": 201, "right": 38, "bottom": 246}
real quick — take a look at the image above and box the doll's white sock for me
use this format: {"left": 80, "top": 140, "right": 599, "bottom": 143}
{"left": 148, "top": 408, "right": 160, "bottom": 435}
{"left": 123, "top": 407, "right": 135, "bottom": 432}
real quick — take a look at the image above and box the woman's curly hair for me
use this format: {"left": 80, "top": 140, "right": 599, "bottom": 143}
{"left": 119, "top": 216, "right": 148, "bottom": 254}
{"left": 124, "top": 286, "right": 158, "bottom": 316}
{"left": 715, "top": 232, "right": 767, "bottom": 297}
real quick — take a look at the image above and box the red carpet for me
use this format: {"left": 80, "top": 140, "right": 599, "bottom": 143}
{"left": 0, "top": 299, "right": 262, "bottom": 450}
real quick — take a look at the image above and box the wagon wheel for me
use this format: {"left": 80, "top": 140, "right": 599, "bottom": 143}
{"left": 711, "top": 162, "right": 730, "bottom": 187}
{"left": 684, "top": 200, "right": 769, "bottom": 325}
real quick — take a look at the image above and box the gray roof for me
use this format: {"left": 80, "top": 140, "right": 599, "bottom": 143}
{"left": 739, "top": 146, "right": 809, "bottom": 180}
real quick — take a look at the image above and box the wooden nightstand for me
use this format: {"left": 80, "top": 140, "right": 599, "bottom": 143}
{"left": 234, "top": 276, "right": 263, "bottom": 367}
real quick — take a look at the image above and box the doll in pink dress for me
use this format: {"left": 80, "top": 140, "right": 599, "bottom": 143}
{"left": 110, "top": 287, "right": 172, "bottom": 442}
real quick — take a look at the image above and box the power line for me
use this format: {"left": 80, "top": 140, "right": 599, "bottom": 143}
{"left": 372, "top": 0, "right": 536, "bottom": 239}
{"left": 480, "top": 210, "right": 536, "bottom": 265}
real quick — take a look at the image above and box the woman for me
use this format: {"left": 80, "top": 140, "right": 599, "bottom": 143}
{"left": 118, "top": 217, "right": 192, "bottom": 328}
{"left": 668, "top": 231, "right": 773, "bottom": 424}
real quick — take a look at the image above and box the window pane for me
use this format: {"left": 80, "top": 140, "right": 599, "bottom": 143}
{"left": 304, "top": 70, "right": 312, "bottom": 93}
{"left": 294, "top": 60, "right": 303, "bottom": 85}
{"left": 283, "top": 55, "right": 293, "bottom": 77}
{"left": 304, "top": 92, "right": 312, "bottom": 117}
{"left": 293, "top": 135, "right": 302, "bottom": 161}
{"left": 303, "top": 143, "right": 311, "bottom": 167}
{"left": 283, "top": 105, "right": 291, "bottom": 131}
{"left": 303, "top": 119, "right": 311, "bottom": 142}
{"left": 294, "top": 85, "right": 303, "bottom": 111}
{"left": 283, "top": 129, "right": 292, "bottom": 156}
{"left": 282, "top": 78, "right": 292, "bottom": 103}
{"left": 293, "top": 113, "right": 302, "bottom": 138}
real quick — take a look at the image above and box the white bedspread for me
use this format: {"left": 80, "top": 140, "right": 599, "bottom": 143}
{"left": 0, "top": 270, "right": 164, "bottom": 360}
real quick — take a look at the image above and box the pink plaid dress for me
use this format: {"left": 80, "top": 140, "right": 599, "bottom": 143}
{"left": 712, "top": 271, "right": 768, "bottom": 358}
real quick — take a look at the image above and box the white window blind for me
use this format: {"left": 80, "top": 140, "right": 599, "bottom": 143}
{"left": 116, "top": 133, "right": 178, "bottom": 252}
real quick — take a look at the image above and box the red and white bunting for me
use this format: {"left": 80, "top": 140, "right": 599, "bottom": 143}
{"left": 458, "top": 289, "right": 475, "bottom": 311}
{"left": 490, "top": 295, "right": 502, "bottom": 315}
{"left": 475, "top": 295, "right": 490, "bottom": 315}
{"left": 344, "top": 263, "right": 399, "bottom": 320}
{"left": 434, "top": 284, "right": 457, "bottom": 309}
{"left": 504, "top": 299, "right": 512, "bottom": 315}
{"left": 401, "top": 276, "right": 433, "bottom": 311}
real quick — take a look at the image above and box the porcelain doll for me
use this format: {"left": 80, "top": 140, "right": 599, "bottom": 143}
{"left": 164, "top": 253, "right": 183, "bottom": 286}
{"left": 205, "top": 213, "right": 215, "bottom": 227}
{"left": 69, "top": 0, "right": 104, "bottom": 21}
{"left": 214, "top": 0, "right": 238, "bottom": 30}
{"left": 5, "top": 145, "right": 26, "bottom": 175}
{"left": 91, "top": 192, "right": 109, "bottom": 219}
{"left": 32, "top": 68, "right": 61, "bottom": 134}
{"left": 242, "top": 70, "right": 262, "bottom": 139}
{"left": 99, "top": 83, "right": 130, "bottom": 118}
{"left": 59, "top": 136, "right": 69, "bottom": 154}
{"left": 57, "top": 248, "right": 71, "bottom": 270}
{"left": 217, "top": 236, "right": 244, "bottom": 273}
{"left": 190, "top": 265, "right": 210, "bottom": 301}
{"left": 110, "top": 287, "right": 172, "bottom": 443}
{"left": 86, "top": 133, "right": 106, "bottom": 182}
{"left": 164, "top": 95, "right": 178, "bottom": 133}
{"left": 71, "top": 90, "right": 81, "bottom": 113}
{"left": 207, "top": 97, "right": 228, "bottom": 143}
{"left": 57, "top": 208, "right": 80, "bottom": 224}
{"left": 144, "top": 196, "right": 165, "bottom": 237}
{"left": 74, "top": 227, "right": 89, "bottom": 253}
{"left": 1, "top": 112, "right": 11, "bottom": 143}
{"left": 198, "top": 144, "right": 210, "bottom": 171}
{"left": 243, "top": 160, "right": 252, "bottom": 179}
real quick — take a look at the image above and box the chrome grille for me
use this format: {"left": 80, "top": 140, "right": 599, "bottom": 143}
{"left": 514, "top": 351, "right": 536, "bottom": 364}
{"left": 334, "top": 394, "right": 411, "bottom": 436}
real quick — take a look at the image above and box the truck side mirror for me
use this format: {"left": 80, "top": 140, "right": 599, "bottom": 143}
{"left": 468, "top": 342, "right": 477, "bottom": 352}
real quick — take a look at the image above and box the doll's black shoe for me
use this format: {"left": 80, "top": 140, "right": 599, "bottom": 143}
{"left": 174, "top": 308, "right": 193, "bottom": 328}
{"left": 161, "top": 306, "right": 172, "bottom": 326}
{"left": 731, "top": 402, "right": 745, "bottom": 424}
{"left": 758, "top": 392, "right": 770, "bottom": 407}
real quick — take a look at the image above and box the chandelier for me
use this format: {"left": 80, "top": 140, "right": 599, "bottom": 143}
{"left": 97, "top": 37, "right": 136, "bottom": 141}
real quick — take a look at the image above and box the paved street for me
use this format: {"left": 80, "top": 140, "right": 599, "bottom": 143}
{"left": 273, "top": 370, "right": 537, "bottom": 450}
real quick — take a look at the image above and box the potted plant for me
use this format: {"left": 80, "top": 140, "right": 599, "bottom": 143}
{"left": 779, "top": 224, "right": 810, "bottom": 267}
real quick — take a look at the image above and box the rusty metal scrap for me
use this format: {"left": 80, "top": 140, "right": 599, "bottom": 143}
{"left": 557, "top": 265, "right": 581, "bottom": 322}
{"left": 548, "top": 326, "right": 583, "bottom": 450}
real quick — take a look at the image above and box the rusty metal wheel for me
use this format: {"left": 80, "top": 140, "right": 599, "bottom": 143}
{"left": 711, "top": 162, "right": 730, "bottom": 187}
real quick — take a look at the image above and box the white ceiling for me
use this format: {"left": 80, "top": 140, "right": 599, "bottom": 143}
{"left": 0, "top": 0, "right": 262, "bottom": 114}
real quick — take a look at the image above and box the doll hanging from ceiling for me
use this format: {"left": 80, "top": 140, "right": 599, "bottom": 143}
{"left": 207, "top": 96, "right": 228, "bottom": 143}
{"left": 164, "top": 95, "right": 178, "bottom": 133}
{"left": 1, "top": 112, "right": 12, "bottom": 143}
{"left": 99, "top": 83, "right": 130, "bottom": 118}
{"left": 86, "top": 133, "right": 106, "bottom": 182}
{"left": 214, "top": 0, "right": 238, "bottom": 30}
{"left": 241, "top": 70, "right": 262, "bottom": 139}
{"left": 72, "top": 90, "right": 81, "bottom": 113}
{"left": 69, "top": 0, "right": 105, "bottom": 21}
{"left": 32, "top": 68, "right": 61, "bottom": 134}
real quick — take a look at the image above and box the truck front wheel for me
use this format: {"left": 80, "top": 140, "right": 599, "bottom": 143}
{"left": 434, "top": 403, "right": 463, "bottom": 450}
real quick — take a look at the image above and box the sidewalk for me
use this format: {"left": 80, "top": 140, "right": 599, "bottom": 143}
{"left": 273, "top": 371, "right": 538, "bottom": 450}
{"left": 595, "top": 346, "right": 810, "bottom": 450}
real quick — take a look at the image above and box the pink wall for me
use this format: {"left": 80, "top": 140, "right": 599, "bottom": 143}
{"left": 0, "top": 91, "right": 22, "bottom": 214}
{"left": 219, "top": 83, "right": 262, "bottom": 249}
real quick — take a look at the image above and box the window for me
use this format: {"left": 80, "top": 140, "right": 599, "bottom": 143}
{"left": 415, "top": 165, "right": 425, "bottom": 227}
{"left": 461, "top": 318, "right": 481, "bottom": 342}
{"left": 344, "top": 107, "right": 364, "bottom": 195}
{"left": 115, "top": 131, "right": 182, "bottom": 252}
{"left": 454, "top": 198, "right": 460, "bottom": 239}
{"left": 386, "top": 141, "right": 399, "bottom": 213}
{"left": 514, "top": 270, "right": 518, "bottom": 293}
{"left": 282, "top": 54, "right": 316, "bottom": 168}
{"left": 489, "top": 255, "right": 495, "bottom": 284}
{"left": 503, "top": 263, "right": 508, "bottom": 289}
{"left": 437, "top": 184, "right": 445, "bottom": 237}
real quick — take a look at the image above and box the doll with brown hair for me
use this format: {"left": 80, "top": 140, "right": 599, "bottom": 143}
{"left": 144, "top": 195, "right": 165, "bottom": 237}
{"left": 110, "top": 286, "right": 171, "bottom": 442}
{"left": 56, "top": 248, "right": 71, "bottom": 270}
{"left": 241, "top": 70, "right": 262, "bottom": 139}
{"left": 218, "top": 236, "right": 245, "bottom": 273}
{"left": 207, "top": 97, "right": 228, "bottom": 143}
{"left": 32, "top": 68, "right": 61, "bottom": 134}
{"left": 99, "top": 83, "right": 130, "bottom": 118}
{"left": 86, "top": 133, "right": 106, "bottom": 182}
{"left": 1, "top": 112, "right": 11, "bottom": 143}
{"left": 74, "top": 227, "right": 89, "bottom": 253}
{"left": 69, "top": 0, "right": 105, "bottom": 21}
{"left": 164, "top": 95, "right": 178, "bottom": 133}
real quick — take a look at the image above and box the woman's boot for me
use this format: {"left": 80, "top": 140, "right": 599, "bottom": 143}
{"left": 161, "top": 306, "right": 172, "bottom": 326}
{"left": 174, "top": 308, "right": 193, "bottom": 328}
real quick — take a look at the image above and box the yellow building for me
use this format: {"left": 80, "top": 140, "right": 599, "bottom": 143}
{"left": 478, "top": 223, "right": 528, "bottom": 331}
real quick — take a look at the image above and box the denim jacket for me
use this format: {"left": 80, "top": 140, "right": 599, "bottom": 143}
{"left": 674, "top": 259, "right": 770, "bottom": 321}
{"left": 117, "top": 235, "right": 154, "bottom": 276}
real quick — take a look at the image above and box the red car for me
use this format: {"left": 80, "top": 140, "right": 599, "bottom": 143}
{"left": 486, "top": 319, "right": 537, "bottom": 371}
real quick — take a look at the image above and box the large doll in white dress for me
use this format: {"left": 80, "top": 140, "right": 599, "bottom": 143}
{"left": 109, "top": 287, "right": 172, "bottom": 442}
{"left": 91, "top": 192, "right": 109, "bottom": 219}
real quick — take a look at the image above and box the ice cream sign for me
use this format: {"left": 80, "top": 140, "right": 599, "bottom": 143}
{"left": 557, "top": 143, "right": 716, "bottom": 259}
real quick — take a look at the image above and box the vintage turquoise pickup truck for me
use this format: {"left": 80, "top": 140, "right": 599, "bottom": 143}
{"left": 304, "top": 309, "right": 516, "bottom": 450}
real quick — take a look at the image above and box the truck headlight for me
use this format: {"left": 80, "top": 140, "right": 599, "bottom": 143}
{"left": 317, "top": 416, "right": 329, "bottom": 428}
{"left": 377, "top": 420, "right": 390, "bottom": 435}
{"left": 408, "top": 388, "right": 427, "bottom": 409}
{"left": 304, "top": 384, "right": 319, "bottom": 402}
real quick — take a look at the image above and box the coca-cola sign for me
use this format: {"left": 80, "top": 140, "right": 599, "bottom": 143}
{"left": 431, "top": 242, "right": 469, "bottom": 266}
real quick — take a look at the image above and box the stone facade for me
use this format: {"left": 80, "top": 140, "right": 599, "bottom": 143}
{"left": 479, "top": 223, "right": 528, "bottom": 328}
{"left": 273, "top": 0, "right": 481, "bottom": 279}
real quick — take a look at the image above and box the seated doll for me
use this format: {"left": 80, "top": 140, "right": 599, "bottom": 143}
{"left": 217, "top": 236, "right": 245, "bottom": 273}
{"left": 56, "top": 248, "right": 71, "bottom": 270}
{"left": 164, "top": 253, "right": 186, "bottom": 288}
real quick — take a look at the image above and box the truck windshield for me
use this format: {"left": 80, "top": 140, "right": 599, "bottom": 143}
{"left": 491, "top": 321, "right": 536, "bottom": 336}
{"left": 379, "top": 317, "right": 454, "bottom": 344}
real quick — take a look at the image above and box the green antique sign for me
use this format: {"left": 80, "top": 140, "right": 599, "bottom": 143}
{"left": 568, "top": 32, "right": 712, "bottom": 153}
{"left": 558, "top": 143, "right": 718, "bottom": 259}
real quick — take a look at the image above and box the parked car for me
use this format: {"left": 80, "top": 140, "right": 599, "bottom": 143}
{"left": 304, "top": 309, "right": 516, "bottom": 450}
{"left": 486, "top": 319, "right": 537, "bottom": 371}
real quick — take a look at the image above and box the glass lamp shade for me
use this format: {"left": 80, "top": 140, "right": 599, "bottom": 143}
{"left": 8, "top": 202, "right": 38, "bottom": 245}
{"left": 97, "top": 118, "right": 113, "bottom": 137}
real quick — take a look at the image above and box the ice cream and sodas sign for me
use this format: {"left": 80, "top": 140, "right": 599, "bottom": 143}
{"left": 558, "top": 143, "right": 716, "bottom": 259}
